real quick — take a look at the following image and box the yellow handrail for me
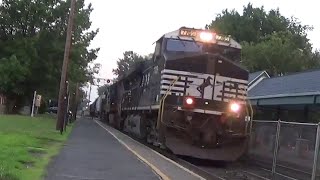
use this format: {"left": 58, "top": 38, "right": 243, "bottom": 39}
{"left": 241, "top": 86, "right": 253, "bottom": 136}
{"left": 248, "top": 97, "right": 254, "bottom": 135}
{"left": 247, "top": 97, "right": 254, "bottom": 135}
{"left": 156, "top": 76, "right": 180, "bottom": 129}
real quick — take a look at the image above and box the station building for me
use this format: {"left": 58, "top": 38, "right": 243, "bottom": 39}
{"left": 248, "top": 69, "right": 320, "bottom": 123}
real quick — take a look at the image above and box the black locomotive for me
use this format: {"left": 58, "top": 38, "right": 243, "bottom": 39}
{"left": 100, "top": 27, "right": 251, "bottom": 161}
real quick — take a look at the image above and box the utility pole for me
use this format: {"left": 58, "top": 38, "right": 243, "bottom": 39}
{"left": 73, "top": 82, "right": 79, "bottom": 121}
{"left": 56, "top": 0, "right": 77, "bottom": 132}
{"left": 88, "top": 83, "right": 92, "bottom": 107}
{"left": 64, "top": 80, "right": 70, "bottom": 130}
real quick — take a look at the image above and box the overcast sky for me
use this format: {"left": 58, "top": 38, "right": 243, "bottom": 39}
{"left": 85, "top": 0, "right": 319, "bottom": 102}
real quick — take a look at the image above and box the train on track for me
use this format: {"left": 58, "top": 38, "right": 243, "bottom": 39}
{"left": 90, "top": 27, "right": 252, "bottom": 162}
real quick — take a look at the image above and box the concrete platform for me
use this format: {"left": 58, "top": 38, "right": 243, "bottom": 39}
{"left": 45, "top": 117, "right": 205, "bottom": 180}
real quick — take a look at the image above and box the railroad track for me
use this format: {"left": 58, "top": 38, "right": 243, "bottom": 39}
{"left": 98, "top": 120, "right": 263, "bottom": 179}
{"left": 99, "top": 120, "right": 315, "bottom": 180}
{"left": 249, "top": 158, "right": 315, "bottom": 180}
{"left": 178, "top": 157, "right": 271, "bottom": 180}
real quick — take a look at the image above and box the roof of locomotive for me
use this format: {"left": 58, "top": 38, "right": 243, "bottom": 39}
{"left": 116, "top": 60, "right": 152, "bottom": 82}
{"left": 156, "top": 27, "right": 241, "bottom": 50}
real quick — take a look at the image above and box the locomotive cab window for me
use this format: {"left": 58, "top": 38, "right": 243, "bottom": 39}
{"left": 153, "top": 40, "right": 162, "bottom": 62}
{"left": 155, "top": 42, "right": 161, "bottom": 56}
{"left": 165, "top": 38, "right": 241, "bottom": 62}
{"left": 166, "top": 39, "right": 202, "bottom": 52}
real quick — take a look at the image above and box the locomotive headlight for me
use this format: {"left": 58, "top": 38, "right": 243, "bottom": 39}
{"left": 230, "top": 102, "right": 240, "bottom": 112}
{"left": 200, "top": 32, "right": 214, "bottom": 42}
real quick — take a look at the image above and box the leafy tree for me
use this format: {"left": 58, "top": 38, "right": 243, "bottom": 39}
{"left": 206, "top": 3, "right": 312, "bottom": 44}
{"left": 0, "top": 55, "right": 28, "bottom": 95}
{"left": 0, "top": 0, "right": 100, "bottom": 113}
{"left": 0, "top": 55, "right": 29, "bottom": 112}
{"left": 206, "top": 3, "right": 320, "bottom": 74}
{"left": 242, "top": 31, "right": 320, "bottom": 76}
{"left": 112, "top": 51, "right": 149, "bottom": 78}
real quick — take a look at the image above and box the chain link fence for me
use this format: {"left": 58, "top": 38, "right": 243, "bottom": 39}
{"left": 249, "top": 120, "right": 320, "bottom": 180}
{"left": 249, "top": 120, "right": 278, "bottom": 170}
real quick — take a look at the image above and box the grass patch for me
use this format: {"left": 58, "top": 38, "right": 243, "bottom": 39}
{"left": 0, "top": 114, "right": 73, "bottom": 180}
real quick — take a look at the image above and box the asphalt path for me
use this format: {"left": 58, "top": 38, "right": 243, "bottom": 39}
{"left": 44, "top": 117, "right": 159, "bottom": 180}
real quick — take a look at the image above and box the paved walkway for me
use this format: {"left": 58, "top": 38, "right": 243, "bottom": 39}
{"left": 45, "top": 117, "right": 159, "bottom": 180}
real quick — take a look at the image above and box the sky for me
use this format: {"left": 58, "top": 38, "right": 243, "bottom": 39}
{"left": 84, "top": 0, "right": 319, "bottom": 103}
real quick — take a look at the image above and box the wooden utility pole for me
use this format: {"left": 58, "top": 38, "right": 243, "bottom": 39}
{"left": 88, "top": 83, "right": 92, "bottom": 107}
{"left": 56, "top": 0, "right": 77, "bottom": 132}
{"left": 73, "top": 82, "right": 79, "bottom": 121}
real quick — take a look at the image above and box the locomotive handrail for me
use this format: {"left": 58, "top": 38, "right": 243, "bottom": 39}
{"left": 245, "top": 88, "right": 254, "bottom": 135}
{"left": 242, "top": 89, "right": 253, "bottom": 136}
{"left": 156, "top": 76, "right": 180, "bottom": 130}
{"left": 248, "top": 98, "right": 253, "bottom": 134}
{"left": 244, "top": 91, "right": 250, "bottom": 135}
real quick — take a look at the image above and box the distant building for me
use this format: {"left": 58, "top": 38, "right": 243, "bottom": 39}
{"left": 248, "top": 70, "right": 270, "bottom": 91}
{"left": 0, "top": 93, "right": 6, "bottom": 114}
{"left": 248, "top": 69, "right": 320, "bottom": 122}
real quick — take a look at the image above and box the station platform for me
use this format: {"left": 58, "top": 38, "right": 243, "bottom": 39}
{"left": 45, "top": 117, "right": 205, "bottom": 180}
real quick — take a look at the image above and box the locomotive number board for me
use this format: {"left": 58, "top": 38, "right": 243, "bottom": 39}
{"left": 179, "top": 29, "right": 198, "bottom": 37}
{"left": 216, "top": 35, "right": 231, "bottom": 43}
{"left": 179, "top": 28, "right": 231, "bottom": 43}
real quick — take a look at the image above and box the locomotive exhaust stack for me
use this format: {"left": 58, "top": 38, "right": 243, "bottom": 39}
{"left": 100, "top": 27, "right": 250, "bottom": 162}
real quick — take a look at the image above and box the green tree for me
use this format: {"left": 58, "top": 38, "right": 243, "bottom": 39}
{"left": 242, "top": 31, "right": 319, "bottom": 75}
{"left": 0, "top": 0, "right": 100, "bottom": 112}
{"left": 0, "top": 55, "right": 29, "bottom": 112}
{"left": 0, "top": 55, "right": 28, "bottom": 95}
{"left": 206, "top": 3, "right": 320, "bottom": 74}
{"left": 112, "top": 51, "right": 149, "bottom": 78}
{"left": 206, "top": 3, "right": 312, "bottom": 44}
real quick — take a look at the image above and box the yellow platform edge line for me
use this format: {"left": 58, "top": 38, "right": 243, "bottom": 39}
{"left": 95, "top": 120, "right": 170, "bottom": 180}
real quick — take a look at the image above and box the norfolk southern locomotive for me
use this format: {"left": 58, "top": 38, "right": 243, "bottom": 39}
{"left": 99, "top": 27, "right": 251, "bottom": 161}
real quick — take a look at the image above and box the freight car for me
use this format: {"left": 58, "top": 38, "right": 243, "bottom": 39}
{"left": 101, "top": 27, "right": 252, "bottom": 161}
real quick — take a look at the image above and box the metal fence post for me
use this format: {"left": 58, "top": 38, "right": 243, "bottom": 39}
{"left": 311, "top": 123, "right": 320, "bottom": 180}
{"left": 246, "top": 117, "right": 252, "bottom": 156}
{"left": 271, "top": 119, "right": 281, "bottom": 180}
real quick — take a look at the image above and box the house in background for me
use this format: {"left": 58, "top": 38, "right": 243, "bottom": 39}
{"left": 0, "top": 93, "right": 6, "bottom": 114}
{"left": 248, "top": 70, "right": 270, "bottom": 91}
{"left": 247, "top": 69, "right": 320, "bottom": 123}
